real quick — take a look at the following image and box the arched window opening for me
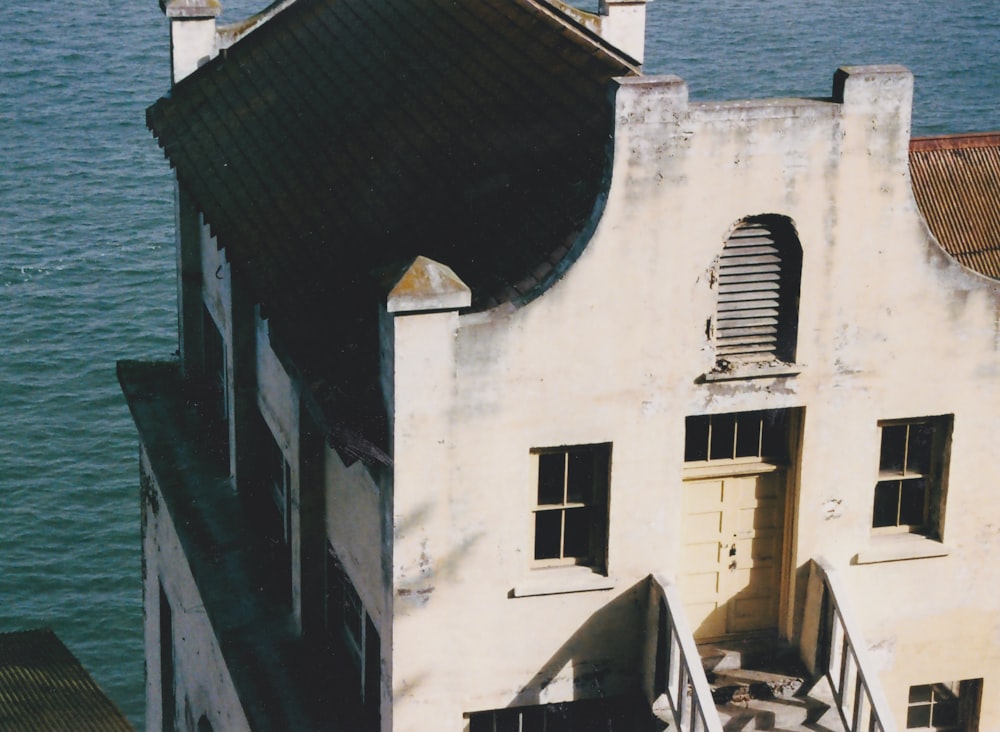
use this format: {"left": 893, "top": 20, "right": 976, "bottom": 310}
{"left": 715, "top": 215, "right": 802, "bottom": 367}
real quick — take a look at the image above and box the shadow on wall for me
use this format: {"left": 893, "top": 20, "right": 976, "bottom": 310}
{"left": 506, "top": 579, "right": 649, "bottom": 709}
{"left": 393, "top": 499, "right": 485, "bottom": 609}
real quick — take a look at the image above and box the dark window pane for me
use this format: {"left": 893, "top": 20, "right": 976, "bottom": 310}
{"left": 685, "top": 416, "right": 710, "bottom": 462}
{"left": 906, "top": 704, "right": 931, "bottom": 728}
{"left": 495, "top": 710, "right": 519, "bottom": 732}
{"left": 735, "top": 411, "right": 763, "bottom": 458}
{"left": 469, "top": 714, "right": 491, "bottom": 732}
{"left": 521, "top": 707, "right": 545, "bottom": 732}
{"left": 534, "top": 511, "right": 562, "bottom": 560}
{"left": 761, "top": 410, "right": 789, "bottom": 460}
{"left": 567, "top": 450, "right": 594, "bottom": 504}
{"left": 545, "top": 705, "right": 572, "bottom": 732}
{"left": 593, "top": 446, "right": 610, "bottom": 499}
{"left": 326, "top": 552, "right": 345, "bottom": 632}
{"left": 873, "top": 481, "right": 900, "bottom": 527}
{"left": 908, "top": 422, "right": 935, "bottom": 475}
{"left": 563, "top": 507, "right": 591, "bottom": 559}
{"left": 345, "top": 583, "right": 363, "bottom": 651}
{"left": 880, "top": 425, "right": 908, "bottom": 474}
{"left": 933, "top": 699, "right": 960, "bottom": 727}
{"left": 909, "top": 684, "right": 933, "bottom": 703}
{"left": 568, "top": 706, "right": 601, "bottom": 732}
{"left": 710, "top": 414, "right": 736, "bottom": 460}
{"left": 537, "top": 453, "right": 565, "bottom": 505}
{"left": 935, "top": 681, "right": 960, "bottom": 698}
{"left": 899, "top": 479, "right": 927, "bottom": 526}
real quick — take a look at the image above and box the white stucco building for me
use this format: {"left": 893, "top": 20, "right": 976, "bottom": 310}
{"left": 121, "top": 0, "right": 1000, "bottom": 729}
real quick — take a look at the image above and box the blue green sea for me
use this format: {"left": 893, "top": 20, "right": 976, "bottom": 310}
{"left": 1, "top": 0, "right": 996, "bottom": 725}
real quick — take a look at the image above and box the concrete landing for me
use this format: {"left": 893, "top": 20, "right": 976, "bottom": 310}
{"left": 699, "top": 639, "right": 845, "bottom": 731}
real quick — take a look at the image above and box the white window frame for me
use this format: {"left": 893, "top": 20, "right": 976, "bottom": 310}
{"left": 529, "top": 444, "right": 610, "bottom": 571}
{"left": 906, "top": 679, "right": 981, "bottom": 731}
{"left": 683, "top": 409, "right": 791, "bottom": 469}
{"left": 872, "top": 416, "right": 952, "bottom": 539}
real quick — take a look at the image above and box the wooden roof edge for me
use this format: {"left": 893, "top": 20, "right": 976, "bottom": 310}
{"left": 524, "top": 0, "right": 642, "bottom": 74}
{"left": 910, "top": 131, "right": 1000, "bottom": 152}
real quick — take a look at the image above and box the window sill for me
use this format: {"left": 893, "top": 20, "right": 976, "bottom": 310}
{"left": 511, "top": 566, "right": 615, "bottom": 598}
{"left": 700, "top": 362, "right": 802, "bottom": 383}
{"left": 854, "top": 534, "right": 950, "bottom": 565}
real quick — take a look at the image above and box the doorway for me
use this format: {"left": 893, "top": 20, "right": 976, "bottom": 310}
{"left": 679, "top": 409, "right": 797, "bottom": 640}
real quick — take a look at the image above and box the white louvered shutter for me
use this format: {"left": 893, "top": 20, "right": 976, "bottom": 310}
{"left": 716, "top": 223, "right": 784, "bottom": 362}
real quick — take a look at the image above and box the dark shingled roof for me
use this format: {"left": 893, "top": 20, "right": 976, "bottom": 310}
{"left": 910, "top": 132, "right": 1000, "bottom": 279}
{"left": 148, "top": 0, "right": 638, "bottom": 462}
{"left": 0, "top": 629, "right": 133, "bottom": 731}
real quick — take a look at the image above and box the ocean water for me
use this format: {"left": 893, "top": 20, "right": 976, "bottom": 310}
{"left": 0, "top": 0, "right": 996, "bottom": 727}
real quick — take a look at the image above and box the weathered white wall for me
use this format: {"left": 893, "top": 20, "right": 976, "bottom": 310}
{"left": 254, "top": 314, "right": 298, "bottom": 448}
{"left": 254, "top": 309, "right": 394, "bottom": 724}
{"left": 325, "top": 447, "right": 386, "bottom": 628}
{"left": 165, "top": 3, "right": 220, "bottom": 85}
{"left": 141, "top": 451, "right": 251, "bottom": 732}
{"left": 388, "top": 66, "right": 1000, "bottom": 729}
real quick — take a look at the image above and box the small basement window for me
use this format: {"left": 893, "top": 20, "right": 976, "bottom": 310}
{"left": 468, "top": 698, "right": 639, "bottom": 732}
{"left": 906, "top": 679, "right": 981, "bottom": 731}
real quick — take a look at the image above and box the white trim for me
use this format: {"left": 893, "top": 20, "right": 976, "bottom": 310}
{"left": 855, "top": 534, "right": 950, "bottom": 565}
{"left": 702, "top": 362, "right": 802, "bottom": 382}
{"left": 512, "top": 566, "right": 616, "bottom": 598}
{"left": 682, "top": 459, "right": 783, "bottom": 480}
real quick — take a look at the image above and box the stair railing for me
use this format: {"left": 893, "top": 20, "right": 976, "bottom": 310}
{"left": 648, "top": 573, "right": 723, "bottom": 732}
{"left": 808, "top": 558, "right": 897, "bottom": 732}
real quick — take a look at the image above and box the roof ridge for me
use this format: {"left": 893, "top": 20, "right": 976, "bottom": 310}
{"left": 217, "top": 0, "right": 297, "bottom": 47}
{"left": 524, "top": 0, "right": 642, "bottom": 72}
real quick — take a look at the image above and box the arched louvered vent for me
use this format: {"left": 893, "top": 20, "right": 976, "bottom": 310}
{"left": 715, "top": 216, "right": 801, "bottom": 365}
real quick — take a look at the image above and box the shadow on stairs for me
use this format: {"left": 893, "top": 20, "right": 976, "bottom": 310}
{"left": 699, "top": 637, "right": 846, "bottom": 732}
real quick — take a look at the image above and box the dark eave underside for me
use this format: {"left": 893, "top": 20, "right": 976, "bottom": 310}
{"left": 147, "top": 0, "right": 637, "bottom": 461}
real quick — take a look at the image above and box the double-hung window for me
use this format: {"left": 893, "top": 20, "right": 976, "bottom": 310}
{"left": 531, "top": 444, "right": 610, "bottom": 570}
{"left": 326, "top": 546, "right": 380, "bottom": 710}
{"left": 202, "top": 305, "right": 229, "bottom": 463}
{"left": 873, "top": 416, "right": 952, "bottom": 538}
{"left": 906, "top": 679, "right": 981, "bottom": 731}
{"left": 264, "top": 424, "right": 292, "bottom": 604}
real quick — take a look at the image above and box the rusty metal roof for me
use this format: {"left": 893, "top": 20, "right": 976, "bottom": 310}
{"left": 0, "top": 629, "right": 133, "bottom": 731}
{"left": 909, "top": 132, "right": 1000, "bottom": 279}
{"left": 148, "top": 0, "right": 638, "bottom": 461}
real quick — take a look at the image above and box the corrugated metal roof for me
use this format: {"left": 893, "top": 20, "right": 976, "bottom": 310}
{"left": 909, "top": 132, "right": 1000, "bottom": 279}
{"left": 0, "top": 629, "right": 133, "bottom": 731}
{"left": 148, "top": 0, "right": 638, "bottom": 462}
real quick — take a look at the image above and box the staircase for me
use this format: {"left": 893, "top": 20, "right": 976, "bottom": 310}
{"left": 646, "top": 565, "right": 895, "bottom": 732}
{"left": 700, "top": 638, "right": 845, "bottom": 731}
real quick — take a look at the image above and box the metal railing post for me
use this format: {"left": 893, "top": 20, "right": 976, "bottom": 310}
{"left": 648, "top": 573, "right": 723, "bottom": 732}
{"left": 811, "top": 559, "right": 898, "bottom": 732}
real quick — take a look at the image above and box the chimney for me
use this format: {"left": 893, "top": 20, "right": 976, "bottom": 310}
{"left": 161, "top": 0, "right": 222, "bottom": 84}
{"left": 598, "top": 0, "right": 647, "bottom": 64}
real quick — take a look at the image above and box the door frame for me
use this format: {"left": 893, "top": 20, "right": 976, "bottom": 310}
{"left": 680, "top": 408, "right": 803, "bottom": 642}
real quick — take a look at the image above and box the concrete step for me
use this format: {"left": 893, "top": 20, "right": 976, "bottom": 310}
{"left": 699, "top": 636, "right": 800, "bottom": 675}
{"left": 698, "top": 640, "right": 847, "bottom": 732}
